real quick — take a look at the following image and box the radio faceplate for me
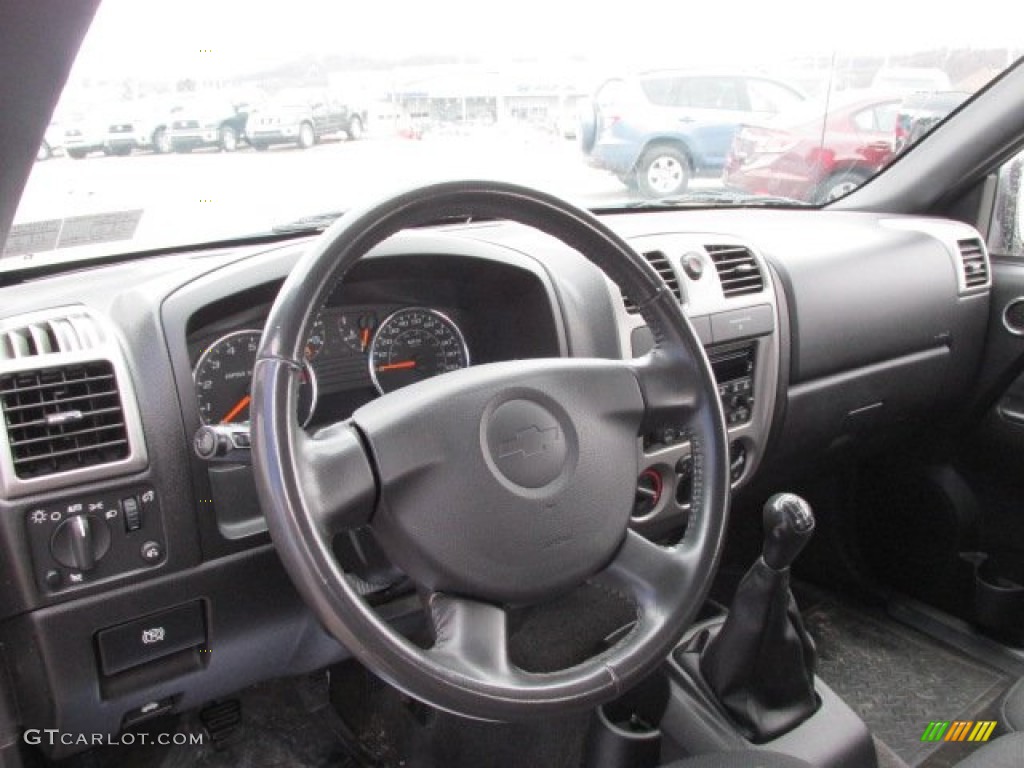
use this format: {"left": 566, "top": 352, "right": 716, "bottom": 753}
{"left": 709, "top": 343, "right": 756, "bottom": 427}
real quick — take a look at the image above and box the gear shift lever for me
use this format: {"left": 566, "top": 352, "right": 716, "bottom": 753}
{"left": 698, "top": 493, "right": 818, "bottom": 742}
{"left": 762, "top": 493, "right": 815, "bottom": 570}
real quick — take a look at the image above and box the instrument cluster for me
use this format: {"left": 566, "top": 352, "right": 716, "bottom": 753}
{"left": 191, "top": 304, "right": 470, "bottom": 428}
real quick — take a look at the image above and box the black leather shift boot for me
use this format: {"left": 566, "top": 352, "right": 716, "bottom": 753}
{"left": 698, "top": 558, "right": 817, "bottom": 742}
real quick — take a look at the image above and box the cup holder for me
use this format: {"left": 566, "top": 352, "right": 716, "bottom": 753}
{"left": 970, "top": 551, "right": 1024, "bottom": 646}
{"left": 583, "top": 673, "right": 670, "bottom": 768}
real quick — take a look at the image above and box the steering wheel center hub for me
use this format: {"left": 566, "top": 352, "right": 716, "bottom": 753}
{"left": 483, "top": 398, "right": 574, "bottom": 491}
{"left": 353, "top": 363, "right": 642, "bottom": 603}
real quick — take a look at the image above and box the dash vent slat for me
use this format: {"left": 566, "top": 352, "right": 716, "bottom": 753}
{"left": 621, "top": 250, "right": 683, "bottom": 313}
{"left": 705, "top": 244, "right": 765, "bottom": 297}
{"left": 0, "top": 361, "right": 129, "bottom": 479}
{"left": 958, "top": 238, "right": 989, "bottom": 289}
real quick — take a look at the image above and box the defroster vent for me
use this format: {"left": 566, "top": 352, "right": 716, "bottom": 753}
{"left": 1, "top": 361, "right": 129, "bottom": 479}
{"left": 0, "top": 312, "right": 103, "bottom": 360}
{"left": 706, "top": 245, "right": 764, "bottom": 297}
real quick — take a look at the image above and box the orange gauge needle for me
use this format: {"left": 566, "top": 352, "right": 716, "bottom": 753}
{"left": 376, "top": 360, "right": 416, "bottom": 372}
{"left": 220, "top": 394, "right": 251, "bottom": 424}
{"left": 360, "top": 328, "right": 370, "bottom": 351}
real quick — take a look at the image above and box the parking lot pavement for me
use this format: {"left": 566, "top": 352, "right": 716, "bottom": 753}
{"left": 14, "top": 133, "right": 723, "bottom": 252}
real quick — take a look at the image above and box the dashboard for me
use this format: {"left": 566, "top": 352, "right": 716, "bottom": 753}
{"left": 0, "top": 208, "right": 993, "bottom": 756}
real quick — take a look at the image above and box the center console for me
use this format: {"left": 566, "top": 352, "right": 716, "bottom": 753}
{"left": 665, "top": 620, "right": 876, "bottom": 767}
{"left": 611, "top": 235, "right": 781, "bottom": 539}
{"left": 585, "top": 494, "right": 878, "bottom": 768}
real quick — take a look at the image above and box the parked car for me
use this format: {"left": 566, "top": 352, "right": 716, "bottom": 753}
{"left": 722, "top": 91, "right": 900, "bottom": 203}
{"left": 870, "top": 66, "right": 952, "bottom": 95}
{"left": 103, "top": 100, "right": 178, "bottom": 156}
{"left": 893, "top": 90, "right": 971, "bottom": 152}
{"left": 61, "top": 114, "right": 108, "bottom": 159}
{"left": 578, "top": 71, "right": 807, "bottom": 197}
{"left": 35, "top": 122, "right": 64, "bottom": 161}
{"left": 247, "top": 89, "right": 364, "bottom": 150}
{"left": 169, "top": 99, "right": 250, "bottom": 153}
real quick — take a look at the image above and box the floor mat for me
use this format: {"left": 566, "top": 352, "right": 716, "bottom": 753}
{"left": 57, "top": 674, "right": 358, "bottom": 768}
{"left": 803, "top": 598, "right": 1012, "bottom": 767}
{"left": 327, "top": 582, "right": 638, "bottom": 768}
{"left": 330, "top": 658, "right": 592, "bottom": 768}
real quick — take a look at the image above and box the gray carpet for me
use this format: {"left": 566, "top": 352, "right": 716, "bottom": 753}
{"left": 59, "top": 674, "right": 357, "bottom": 768}
{"left": 804, "top": 600, "right": 1011, "bottom": 767}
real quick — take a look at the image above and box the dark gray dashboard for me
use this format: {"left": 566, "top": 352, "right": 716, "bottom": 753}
{"left": 0, "top": 207, "right": 993, "bottom": 755}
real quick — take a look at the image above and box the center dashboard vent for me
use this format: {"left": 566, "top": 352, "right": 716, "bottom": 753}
{"left": 621, "top": 250, "right": 682, "bottom": 313}
{"left": 705, "top": 244, "right": 764, "bottom": 297}
{"left": 957, "top": 238, "right": 989, "bottom": 290}
{"left": 0, "top": 361, "right": 129, "bottom": 479}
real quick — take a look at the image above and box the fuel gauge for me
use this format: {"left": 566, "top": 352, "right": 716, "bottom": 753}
{"left": 339, "top": 311, "right": 377, "bottom": 355}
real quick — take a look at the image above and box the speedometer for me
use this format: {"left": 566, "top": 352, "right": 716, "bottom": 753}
{"left": 194, "top": 329, "right": 317, "bottom": 427}
{"left": 369, "top": 308, "right": 469, "bottom": 394}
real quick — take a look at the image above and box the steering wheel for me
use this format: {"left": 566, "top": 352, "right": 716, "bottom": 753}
{"left": 250, "top": 181, "right": 730, "bottom": 720}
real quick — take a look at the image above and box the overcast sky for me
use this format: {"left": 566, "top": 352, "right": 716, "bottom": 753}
{"left": 70, "top": 0, "right": 1021, "bottom": 82}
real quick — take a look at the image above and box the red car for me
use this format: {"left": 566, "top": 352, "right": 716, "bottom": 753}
{"left": 723, "top": 92, "right": 900, "bottom": 203}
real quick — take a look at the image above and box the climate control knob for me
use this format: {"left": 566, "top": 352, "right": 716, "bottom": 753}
{"left": 50, "top": 514, "right": 111, "bottom": 572}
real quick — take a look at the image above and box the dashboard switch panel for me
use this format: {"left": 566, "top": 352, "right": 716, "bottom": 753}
{"left": 24, "top": 485, "right": 165, "bottom": 594}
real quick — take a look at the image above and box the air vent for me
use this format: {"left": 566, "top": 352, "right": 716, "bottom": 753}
{"left": 0, "top": 361, "right": 129, "bottom": 479}
{"left": 0, "top": 313, "right": 104, "bottom": 360}
{"left": 957, "top": 238, "right": 989, "bottom": 289}
{"left": 706, "top": 245, "right": 764, "bottom": 297}
{"left": 621, "top": 250, "right": 683, "bottom": 313}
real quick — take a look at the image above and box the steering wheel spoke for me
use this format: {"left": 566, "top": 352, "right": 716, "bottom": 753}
{"left": 427, "top": 593, "right": 513, "bottom": 680}
{"left": 627, "top": 346, "right": 705, "bottom": 435}
{"left": 591, "top": 529, "right": 696, "bottom": 620}
{"left": 294, "top": 420, "right": 376, "bottom": 534}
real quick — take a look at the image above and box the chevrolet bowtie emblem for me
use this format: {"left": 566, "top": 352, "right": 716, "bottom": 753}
{"left": 498, "top": 425, "right": 560, "bottom": 459}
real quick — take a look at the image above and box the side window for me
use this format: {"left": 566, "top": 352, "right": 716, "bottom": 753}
{"left": 852, "top": 108, "right": 875, "bottom": 132}
{"left": 639, "top": 77, "right": 676, "bottom": 107}
{"left": 853, "top": 103, "right": 898, "bottom": 132}
{"left": 746, "top": 79, "right": 803, "bottom": 114}
{"left": 989, "top": 149, "right": 1024, "bottom": 258}
{"left": 675, "top": 78, "right": 743, "bottom": 110}
{"left": 872, "top": 103, "right": 898, "bottom": 133}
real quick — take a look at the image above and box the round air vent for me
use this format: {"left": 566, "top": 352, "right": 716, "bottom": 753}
{"left": 1003, "top": 298, "right": 1024, "bottom": 336}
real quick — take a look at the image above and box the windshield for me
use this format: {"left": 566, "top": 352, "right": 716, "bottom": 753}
{"left": 6, "top": 0, "right": 1021, "bottom": 265}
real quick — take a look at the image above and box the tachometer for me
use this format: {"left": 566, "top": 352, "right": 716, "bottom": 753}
{"left": 369, "top": 307, "right": 469, "bottom": 394}
{"left": 339, "top": 311, "right": 377, "bottom": 355}
{"left": 194, "top": 329, "right": 317, "bottom": 427}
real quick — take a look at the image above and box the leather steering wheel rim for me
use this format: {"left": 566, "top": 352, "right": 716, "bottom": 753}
{"left": 251, "top": 180, "right": 730, "bottom": 720}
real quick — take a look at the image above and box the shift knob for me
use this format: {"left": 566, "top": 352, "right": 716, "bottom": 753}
{"left": 762, "top": 493, "right": 815, "bottom": 570}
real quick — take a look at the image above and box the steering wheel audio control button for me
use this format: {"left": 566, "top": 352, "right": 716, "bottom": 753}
{"left": 484, "top": 399, "right": 571, "bottom": 490}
